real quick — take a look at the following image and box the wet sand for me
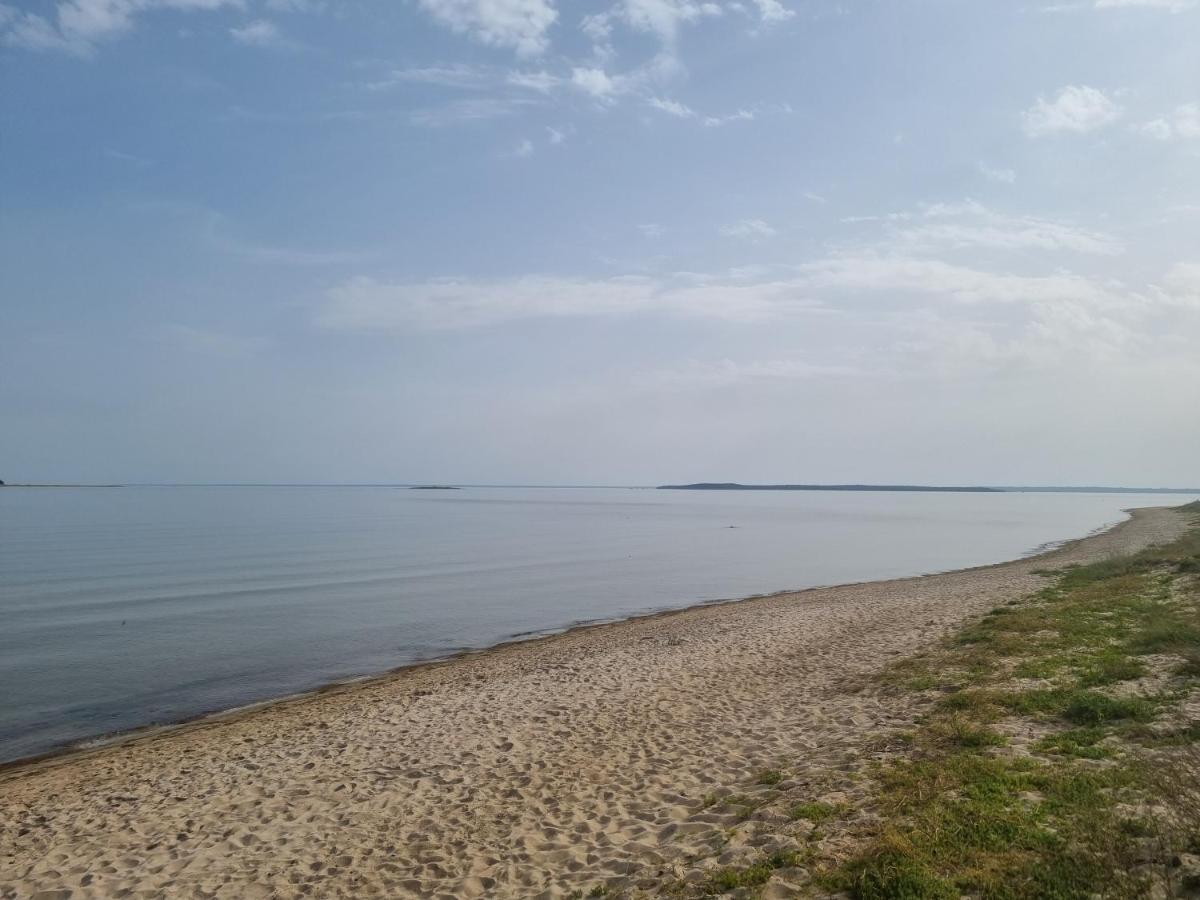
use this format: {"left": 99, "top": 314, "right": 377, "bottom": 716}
{"left": 0, "top": 506, "right": 1190, "bottom": 899}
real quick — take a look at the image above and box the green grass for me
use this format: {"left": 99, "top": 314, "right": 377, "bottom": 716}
{"left": 1035, "top": 727, "right": 1113, "bottom": 760}
{"left": 1077, "top": 651, "right": 1147, "bottom": 687}
{"left": 702, "top": 849, "right": 804, "bottom": 894}
{"left": 1013, "top": 656, "right": 1065, "bottom": 679}
{"left": 1131, "top": 621, "right": 1200, "bottom": 654}
{"left": 568, "top": 887, "right": 614, "bottom": 899}
{"left": 929, "top": 717, "right": 1006, "bottom": 749}
{"left": 903, "top": 673, "right": 939, "bottom": 691}
{"left": 1124, "top": 721, "right": 1200, "bottom": 748}
{"left": 1062, "top": 692, "right": 1156, "bottom": 726}
{"left": 825, "top": 512, "right": 1200, "bottom": 899}
{"left": 935, "top": 689, "right": 1002, "bottom": 718}
{"left": 654, "top": 507, "right": 1200, "bottom": 898}
{"left": 789, "top": 801, "right": 841, "bottom": 823}
{"left": 845, "top": 851, "right": 956, "bottom": 900}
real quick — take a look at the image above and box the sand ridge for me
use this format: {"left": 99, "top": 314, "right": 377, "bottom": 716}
{"left": 0, "top": 506, "right": 1191, "bottom": 899}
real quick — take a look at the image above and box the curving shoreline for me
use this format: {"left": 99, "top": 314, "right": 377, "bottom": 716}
{"left": 0, "top": 509, "right": 1138, "bottom": 775}
{"left": 0, "top": 505, "right": 1193, "bottom": 899}
{"left": 0, "top": 507, "right": 1137, "bottom": 776}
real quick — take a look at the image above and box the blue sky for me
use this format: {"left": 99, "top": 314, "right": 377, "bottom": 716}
{"left": 3, "top": 0, "right": 1199, "bottom": 485}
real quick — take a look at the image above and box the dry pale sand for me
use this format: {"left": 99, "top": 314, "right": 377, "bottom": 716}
{"left": 0, "top": 506, "right": 1192, "bottom": 900}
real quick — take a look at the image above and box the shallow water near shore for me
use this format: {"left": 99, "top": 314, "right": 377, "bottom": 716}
{"left": 0, "top": 485, "right": 1194, "bottom": 763}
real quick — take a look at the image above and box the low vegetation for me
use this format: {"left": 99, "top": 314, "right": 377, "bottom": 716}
{"left": 829, "top": 502, "right": 1200, "bottom": 899}
{"left": 702, "top": 850, "right": 806, "bottom": 895}
{"left": 788, "top": 801, "right": 840, "bottom": 823}
{"left": 609, "top": 503, "right": 1200, "bottom": 898}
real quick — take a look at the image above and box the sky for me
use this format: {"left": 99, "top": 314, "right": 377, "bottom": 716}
{"left": 2, "top": 0, "right": 1199, "bottom": 486}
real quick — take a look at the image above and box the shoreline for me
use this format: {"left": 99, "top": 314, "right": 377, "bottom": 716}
{"left": 1, "top": 504, "right": 1193, "bottom": 899}
{"left": 0, "top": 508, "right": 1148, "bottom": 777}
{"left": 0, "top": 509, "right": 1139, "bottom": 776}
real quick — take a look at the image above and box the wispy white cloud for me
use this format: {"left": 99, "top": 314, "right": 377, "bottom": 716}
{"left": 792, "top": 254, "right": 1128, "bottom": 309}
{"left": 978, "top": 162, "right": 1017, "bottom": 184}
{"left": 408, "top": 97, "right": 531, "bottom": 126}
{"left": 719, "top": 219, "right": 777, "bottom": 239}
{"left": 840, "top": 212, "right": 913, "bottom": 225}
{"left": 1022, "top": 85, "right": 1123, "bottom": 137}
{"left": 787, "top": 255, "right": 1196, "bottom": 375}
{"left": 642, "top": 357, "right": 857, "bottom": 389}
{"left": 366, "top": 64, "right": 493, "bottom": 90}
{"left": 645, "top": 97, "right": 790, "bottom": 126}
{"left": 577, "top": 0, "right": 788, "bottom": 68}
{"left": 702, "top": 108, "right": 754, "bottom": 126}
{"left": 647, "top": 96, "right": 694, "bottom": 117}
{"left": 611, "top": 0, "right": 722, "bottom": 45}
{"left": 263, "top": 0, "right": 323, "bottom": 10}
{"left": 1095, "top": 0, "right": 1194, "bottom": 10}
{"left": 312, "top": 255, "right": 1197, "bottom": 346}
{"left": 2, "top": 0, "right": 241, "bottom": 54}
{"left": 703, "top": 102, "right": 792, "bottom": 127}
{"left": 571, "top": 66, "right": 622, "bottom": 99}
{"left": 749, "top": 0, "right": 794, "bottom": 22}
{"left": 415, "top": 0, "right": 556, "bottom": 57}
{"left": 1161, "top": 262, "right": 1200, "bottom": 301}
{"left": 1136, "top": 103, "right": 1200, "bottom": 140}
{"left": 507, "top": 69, "right": 561, "bottom": 92}
{"left": 886, "top": 201, "right": 1123, "bottom": 256}
{"left": 230, "top": 18, "right": 290, "bottom": 47}
{"left": 316, "top": 273, "right": 822, "bottom": 331}
{"left": 1042, "top": 0, "right": 1194, "bottom": 11}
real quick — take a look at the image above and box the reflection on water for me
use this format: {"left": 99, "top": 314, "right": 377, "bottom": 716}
{"left": 0, "top": 485, "right": 1192, "bottom": 762}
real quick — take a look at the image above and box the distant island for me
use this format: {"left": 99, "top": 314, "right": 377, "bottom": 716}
{"left": 410, "top": 485, "right": 461, "bottom": 490}
{"left": 658, "top": 483, "right": 1002, "bottom": 493}
{"left": 0, "top": 481, "right": 122, "bottom": 488}
{"left": 657, "top": 483, "right": 1200, "bottom": 494}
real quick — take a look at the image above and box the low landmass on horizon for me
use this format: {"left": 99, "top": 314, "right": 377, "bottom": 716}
{"left": 658, "top": 483, "right": 1002, "bottom": 493}
{"left": 658, "top": 483, "right": 1200, "bottom": 494}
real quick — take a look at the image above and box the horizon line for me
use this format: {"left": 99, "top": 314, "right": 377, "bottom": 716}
{"left": 4, "top": 482, "right": 1200, "bottom": 493}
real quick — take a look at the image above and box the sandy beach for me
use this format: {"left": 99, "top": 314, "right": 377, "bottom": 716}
{"left": 0, "top": 505, "right": 1191, "bottom": 899}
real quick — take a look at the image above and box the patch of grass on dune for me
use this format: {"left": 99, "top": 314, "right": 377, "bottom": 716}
{"left": 997, "top": 688, "right": 1158, "bottom": 726}
{"left": 701, "top": 849, "right": 806, "bottom": 895}
{"left": 1132, "top": 620, "right": 1200, "bottom": 654}
{"left": 827, "top": 511, "right": 1200, "bottom": 899}
{"left": 1035, "top": 727, "right": 1113, "bottom": 760}
{"left": 789, "top": 801, "right": 841, "bottom": 823}
{"left": 1077, "top": 651, "right": 1147, "bottom": 687}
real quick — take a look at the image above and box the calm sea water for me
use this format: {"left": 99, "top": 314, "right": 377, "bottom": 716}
{"left": 1, "top": 486, "right": 1194, "bottom": 763}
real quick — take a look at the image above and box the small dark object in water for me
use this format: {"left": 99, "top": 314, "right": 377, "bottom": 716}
{"left": 410, "top": 485, "right": 460, "bottom": 490}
